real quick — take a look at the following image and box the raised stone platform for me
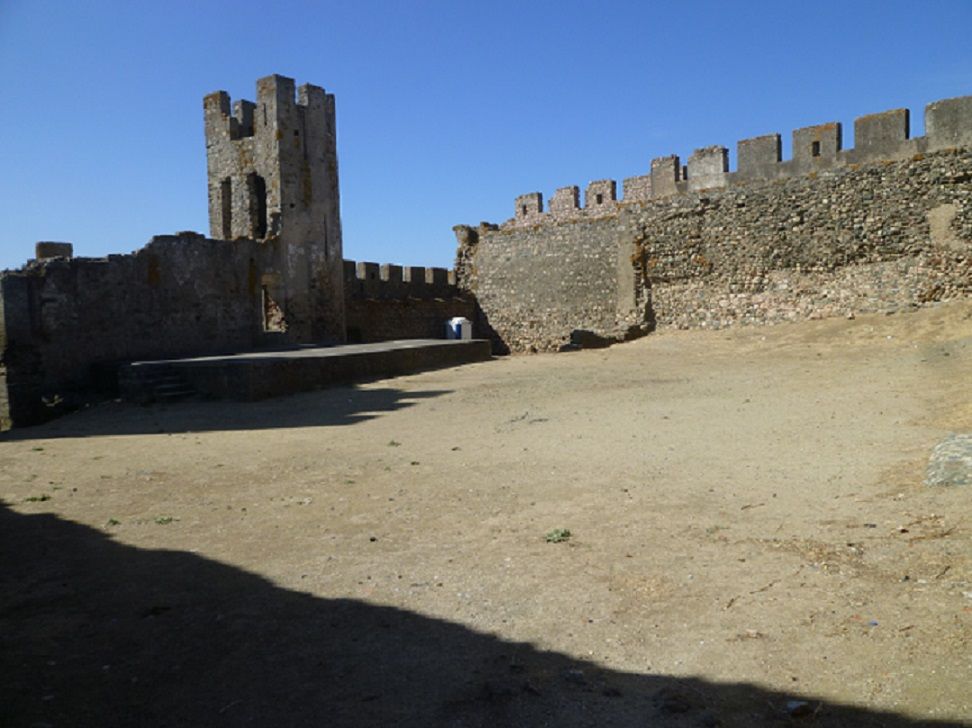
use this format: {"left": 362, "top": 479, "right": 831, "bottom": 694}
{"left": 119, "top": 339, "right": 491, "bottom": 403}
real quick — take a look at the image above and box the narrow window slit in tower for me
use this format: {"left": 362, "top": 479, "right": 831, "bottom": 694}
{"left": 811, "top": 141, "right": 821, "bottom": 157}
{"left": 595, "top": 193, "right": 604, "bottom": 205}
{"left": 220, "top": 178, "right": 232, "bottom": 239}
{"left": 247, "top": 173, "right": 268, "bottom": 238}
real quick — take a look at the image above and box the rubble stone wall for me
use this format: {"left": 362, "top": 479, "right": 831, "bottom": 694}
{"left": 456, "top": 94, "right": 972, "bottom": 352}
{"left": 632, "top": 149, "right": 972, "bottom": 329}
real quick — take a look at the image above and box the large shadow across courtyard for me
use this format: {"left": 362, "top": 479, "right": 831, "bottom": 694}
{"left": 0, "top": 502, "right": 963, "bottom": 727}
{"left": 0, "top": 385, "right": 451, "bottom": 440}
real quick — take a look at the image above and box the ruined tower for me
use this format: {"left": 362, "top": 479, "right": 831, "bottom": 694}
{"left": 203, "top": 74, "right": 345, "bottom": 343}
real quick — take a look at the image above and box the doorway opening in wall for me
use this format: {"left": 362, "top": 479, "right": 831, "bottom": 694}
{"left": 220, "top": 178, "right": 232, "bottom": 239}
{"left": 261, "top": 285, "right": 287, "bottom": 332}
{"left": 248, "top": 173, "right": 268, "bottom": 238}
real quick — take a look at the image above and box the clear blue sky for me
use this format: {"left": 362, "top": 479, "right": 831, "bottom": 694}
{"left": 2, "top": 0, "right": 971, "bottom": 272}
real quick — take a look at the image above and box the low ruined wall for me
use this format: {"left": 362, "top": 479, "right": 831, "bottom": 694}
{"left": 343, "top": 260, "right": 475, "bottom": 343}
{"left": 0, "top": 233, "right": 265, "bottom": 427}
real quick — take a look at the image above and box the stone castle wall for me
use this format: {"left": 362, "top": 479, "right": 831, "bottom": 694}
{"left": 0, "top": 240, "right": 473, "bottom": 429}
{"left": 456, "top": 95, "right": 972, "bottom": 352}
{"left": 343, "top": 260, "right": 474, "bottom": 343}
{"left": 631, "top": 149, "right": 972, "bottom": 330}
{"left": 0, "top": 234, "right": 267, "bottom": 426}
{"left": 453, "top": 220, "right": 639, "bottom": 353}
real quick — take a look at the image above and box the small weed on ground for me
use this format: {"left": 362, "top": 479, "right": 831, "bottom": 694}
{"left": 154, "top": 516, "right": 177, "bottom": 525}
{"left": 23, "top": 494, "right": 51, "bottom": 503}
{"left": 545, "top": 528, "right": 572, "bottom": 543}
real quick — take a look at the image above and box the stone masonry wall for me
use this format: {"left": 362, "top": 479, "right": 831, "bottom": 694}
{"left": 0, "top": 243, "right": 479, "bottom": 428}
{"left": 454, "top": 218, "right": 642, "bottom": 353}
{"left": 204, "top": 75, "right": 345, "bottom": 344}
{"left": 343, "top": 260, "right": 475, "bottom": 343}
{"left": 456, "top": 94, "right": 972, "bottom": 352}
{"left": 0, "top": 233, "right": 266, "bottom": 427}
{"left": 631, "top": 149, "right": 972, "bottom": 329}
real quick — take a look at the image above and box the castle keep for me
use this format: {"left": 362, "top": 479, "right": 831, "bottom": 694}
{"left": 456, "top": 97, "right": 972, "bottom": 352}
{"left": 204, "top": 75, "right": 344, "bottom": 343}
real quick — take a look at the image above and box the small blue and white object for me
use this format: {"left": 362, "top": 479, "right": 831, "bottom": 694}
{"left": 445, "top": 317, "right": 472, "bottom": 340}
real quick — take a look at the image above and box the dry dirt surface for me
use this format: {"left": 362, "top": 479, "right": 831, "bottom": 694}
{"left": 2, "top": 302, "right": 972, "bottom": 728}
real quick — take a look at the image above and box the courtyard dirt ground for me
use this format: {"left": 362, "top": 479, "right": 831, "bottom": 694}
{"left": 2, "top": 301, "right": 971, "bottom": 727}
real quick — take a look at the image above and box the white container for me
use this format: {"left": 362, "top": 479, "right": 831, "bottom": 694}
{"left": 445, "top": 316, "right": 472, "bottom": 340}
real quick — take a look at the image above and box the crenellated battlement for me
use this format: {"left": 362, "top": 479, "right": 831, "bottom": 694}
{"left": 342, "top": 260, "right": 473, "bottom": 344}
{"left": 496, "top": 94, "right": 972, "bottom": 228}
{"left": 203, "top": 75, "right": 332, "bottom": 143}
{"left": 204, "top": 74, "right": 339, "bottom": 248}
{"left": 343, "top": 259, "right": 459, "bottom": 301}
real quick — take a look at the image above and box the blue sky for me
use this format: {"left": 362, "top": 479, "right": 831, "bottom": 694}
{"left": 1, "top": 0, "right": 971, "bottom": 272}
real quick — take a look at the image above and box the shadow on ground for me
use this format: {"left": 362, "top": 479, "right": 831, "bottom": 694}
{"left": 0, "top": 504, "right": 962, "bottom": 727}
{"left": 0, "top": 385, "right": 450, "bottom": 440}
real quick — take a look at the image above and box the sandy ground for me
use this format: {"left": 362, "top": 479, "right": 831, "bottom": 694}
{"left": 2, "top": 301, "right": 971, "bottom": 727}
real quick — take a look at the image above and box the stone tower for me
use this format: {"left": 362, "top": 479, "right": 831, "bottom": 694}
{"left": 203, "top": 74, "right": 345, "bottom": 343}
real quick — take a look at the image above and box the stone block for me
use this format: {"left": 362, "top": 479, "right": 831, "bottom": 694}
{"left": 926, "top": 95, "right": 972, "bottom": 150}
{"left": 854, "top": 108, "right": 909, "bottom": 156}
{"left": 550, "top": 186, "right": 580, "bottom": 216}
{"left": 622, "top": 175, "right": 652, "bottom": 202}
{"left": 737, "top": 134, "right": 781, "bottom": 179}
{"left": 687, "top": 146, "right": 728, "bottom": 191}
{"left": 355, "top": 261, "right": 380, "bottom": 281}
{"left": 585, "top": 180, "right": 617, "bottom": 209}
{"left": 35, "top": 242, "right": 73, "bottom": 260}
{"left": 792, "top": 122, "right": 842, "bottom": 166}
{"left": 515, "top": 192, "right": 543, "bottom": 220}
{"left": 650, "top": 155, "right": 680, "bottom": 197}
{"left": 425, "top": 267, "right": 449, "bottom": 287}
{"left": 402, "top": 266, "right": 425, "bottom": 284}
{"left": 380, "top": 263, "right": 403, "bottom": 283}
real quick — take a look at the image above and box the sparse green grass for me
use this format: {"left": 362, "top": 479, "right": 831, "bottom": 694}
{"left": 106, "top": 518, "right": 121, "bottom": 526}
{"left": 544, "top": 528, "right": 572, "bottom": 543}
{"left": 387, "top": 440, "right": 401, "bottom": 447}
{"left": 23, "top": 494, "right": 51, "bottom": 503}
{"left": 154, "top": 516, "right": 176, "bottom": 525}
